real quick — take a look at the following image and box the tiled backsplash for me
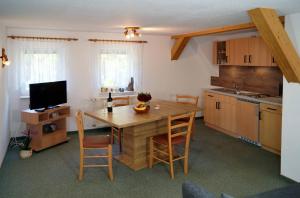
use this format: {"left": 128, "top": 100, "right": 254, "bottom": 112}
{"left": 211, "top": 65, "right": 283, "bottom": 96}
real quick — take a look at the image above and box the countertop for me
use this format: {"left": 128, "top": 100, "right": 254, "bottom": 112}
{"left": 206, "top": 88, "right": 282, "bottom": 106}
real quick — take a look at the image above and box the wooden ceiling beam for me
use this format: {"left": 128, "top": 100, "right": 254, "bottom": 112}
{"left": 248, "top": 8, "right": 300, "bottom": 82}
{"left": 171, "top": 37, "right": 190, "bottom": 60}
{"left": 171, "top": 22, "right": 256, "bottom": 40}
{"left": 171, "top": 16, "right": 284, "bottom": 40}
{"left": 170, "top": 16, "right": 284, "bottom": 60}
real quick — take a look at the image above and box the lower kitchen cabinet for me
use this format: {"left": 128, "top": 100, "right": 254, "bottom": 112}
{"left": 204, "top": 91, "right": 282, "bottom": 155}
{"left": 259, "top": 103, "right": 282, "bottom": 155}
{"left": 204, "top": 92, "right": 219, "bottom": 125}
{"left": 204, "top": 91, "right": 237, "bottom": 136}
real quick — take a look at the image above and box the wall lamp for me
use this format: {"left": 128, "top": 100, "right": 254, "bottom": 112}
{"left": 1, "top": 48, "right": 10, "bottom": 68}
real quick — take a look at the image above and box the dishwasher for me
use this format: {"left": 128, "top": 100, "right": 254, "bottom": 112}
{"left": 236, "top": 98, "right": 260, "bottom": 145}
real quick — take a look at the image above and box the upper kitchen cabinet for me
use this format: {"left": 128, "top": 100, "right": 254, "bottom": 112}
{"left": 213, "top": 36, "right": 277, "bottom": 67}
{"left": 228, "top": 37, "right": 249, "bottom": 66}
{"left": 212, "top": 40, "right": 231, "bottom": 65}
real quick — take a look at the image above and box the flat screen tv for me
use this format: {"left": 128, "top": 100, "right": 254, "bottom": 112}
{"left": 29, "top": 81, "right": 67, "bottom": 110}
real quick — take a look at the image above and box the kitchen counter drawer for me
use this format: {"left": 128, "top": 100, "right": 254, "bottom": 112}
{"left": 205, "top": 91, "right": 236, "bottom": 104}
{"left": 260, "top": 103, "right": 282, "bottom": 114}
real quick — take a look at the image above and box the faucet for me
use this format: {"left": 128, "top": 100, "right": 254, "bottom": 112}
{"left": 233, "top": 83, "right": 240, "bottom": 94}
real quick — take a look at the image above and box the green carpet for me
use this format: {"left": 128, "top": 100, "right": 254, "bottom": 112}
{"left": 0, "top": 120, "right": 293, "bottom": 198}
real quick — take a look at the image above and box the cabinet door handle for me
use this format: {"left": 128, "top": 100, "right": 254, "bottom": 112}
{"left": 208, "top": 95, "right": 214, "bottom": 97}
{"left": 267, "top": 107, "right": 277, "bottom": 111}
{"left": 259, "top": 111, "right": 262, "bottom": 120}
{"left": 249, "top": 55, "right": 252, "bottom": 63}
{"left": 244, "top": 55, "right": 247, "bottom": 63}
{"left": 215, "top": 102, "right": 218, "bottom": 109}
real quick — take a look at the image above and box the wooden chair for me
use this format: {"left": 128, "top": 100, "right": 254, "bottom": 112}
{"left": 75, "top": 111, "right": 113, "bottom": 181}
{"left": 176, "top": 95, "right": 199, "bottom": 106}
{"left": 176, "top": 95, "right": 198, "bottom": 138}
{"left": 149, "top": 112, "right": 195, "bottom": 179}
{"left": 111, "top": 96, "right": 130, "bottom": 152}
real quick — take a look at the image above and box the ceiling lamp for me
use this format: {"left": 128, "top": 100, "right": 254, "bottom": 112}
{"left": 124, "top": 27, "right": 141, "bottom": 39}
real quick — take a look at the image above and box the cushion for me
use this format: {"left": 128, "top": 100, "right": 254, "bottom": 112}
{"left": 182, "top": 181, "right": 216, "bottom": 198}
{"left": 153, "top": 134, "right": 186, "bottom": 145}
{"left": 83, "top": 135, "right": 110, "bottom": 148}
{"left": 220, "top": 193, "right": 235, "bottom": 198}
{"left": 247, "top": 183, "right": 300, "bottom": 198}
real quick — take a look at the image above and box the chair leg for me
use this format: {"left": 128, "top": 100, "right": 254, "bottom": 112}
{"left": 168, "top": 144, "right": 174, "bottom": 179}
{"left": 184, "top": 140, "right": 190, "bottom": 175}
{"left": 149, "top": 137, "right": 153, "bottom": 168}
{"left": 111, "top": 127, "right": 114, "bottom": 144}
{"left": 118, "top": 129, "right": 122, "bottom": 152}
{"left": 79, "top": 150, "right": 84, "bottom": 181}
{"left": 108, "top": 144, "right": 114, "bottom": 181}
{"left": 191, "top": 123, "right": 196, "bottom": 140}
{"left": 184, "top": 154, "right": 189, "bottom": 175}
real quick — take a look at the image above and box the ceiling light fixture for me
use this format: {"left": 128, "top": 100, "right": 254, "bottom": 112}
{"left": 0, "top": 48, "right": 10, "bottom": 68}
{"left": 124, "top": 27, "right": 141, "bottom": 39}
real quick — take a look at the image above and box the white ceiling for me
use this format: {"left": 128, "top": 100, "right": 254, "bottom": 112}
{"left": 0, "top": 0, "right": 300, "bottom": 35}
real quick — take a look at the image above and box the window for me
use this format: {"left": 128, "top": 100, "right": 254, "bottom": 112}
{"left": 92, "top": 42, "right": 143, "bottom": 93}
{"left": 97, "top": 52, "right": 132, "bottom": 88}
{"left": 20, "top": 51, "right": 60, "bottom": 96}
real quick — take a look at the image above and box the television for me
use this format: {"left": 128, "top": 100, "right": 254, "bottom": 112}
{"left": 29, "top": 81, "right": 67, "bottom": 110}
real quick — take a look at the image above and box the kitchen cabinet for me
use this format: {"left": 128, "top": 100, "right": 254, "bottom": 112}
{"left": 213, "top": 36, "right": 277, "bottom": 67}
{"left": 259, "top": 103, "right": 282, "bottom": 154}
{"left": 236, "top": 99, "right": 260, "bottom": 143}
{"left": 229, "top": 37, "right": 249, "bottom": 66}
{"left": 204, "top": 92, "right": 219, "bottom": 125}
{"left": 204, "top": 92, "right": 237, "bottom": 136}
{"left": 212, "top": 41, "right": 231, "bottom": 65}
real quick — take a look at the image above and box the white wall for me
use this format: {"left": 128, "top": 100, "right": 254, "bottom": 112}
{"left": 6, "top": 27, "right": 257, "bottom": 135}
{"left": 0, "top": 24, "right": 10, "bottom": 167}
{"left": 281, "top": 13, "right": 300, "bottom": 182}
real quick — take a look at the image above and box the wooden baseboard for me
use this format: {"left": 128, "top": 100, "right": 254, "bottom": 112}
{"left": 261, "top": 145, "right": 281, "bottom": 155}
{"left": 205, "top": 122, "right": 238, "bottom": 138}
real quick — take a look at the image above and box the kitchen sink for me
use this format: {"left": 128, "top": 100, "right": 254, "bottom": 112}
{"left": 211, "top": 88, "right": 270, "bottom": 98}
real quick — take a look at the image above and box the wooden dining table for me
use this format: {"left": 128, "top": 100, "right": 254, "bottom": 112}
{"left": 84, "top": 99, "right": 199, "bottom": 171}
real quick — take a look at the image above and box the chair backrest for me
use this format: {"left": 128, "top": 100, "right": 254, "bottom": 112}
{"left": 176, "top": 95, "right": 199, "bottom": 106}
{"left": 168, "top": 112, "right": 196, "bottom": 145}
{"left": 113, "top": 96, "right": 130, "bottom": 107}
{"left": 75, "top": 111, "right": 85, "bottom": 148}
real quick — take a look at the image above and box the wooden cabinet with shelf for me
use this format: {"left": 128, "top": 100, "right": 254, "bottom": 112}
{"left": 21, "top": 106, "right": 70, "bottom": 151}
{"left": 213, "top": 36, "right": 277, "bottom": 67}
{"left": 213, "top": 41, "right": 230, "bottom": 65}
{"left": 259, "top": 103, "right": 282, "bottom": 155}
{"left": 204, "top": 92, "right": 237, "bottom": 136}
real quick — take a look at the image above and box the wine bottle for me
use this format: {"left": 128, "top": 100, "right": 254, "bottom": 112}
{"left": 107, "top": 92, "right": 113, "bottom": 112}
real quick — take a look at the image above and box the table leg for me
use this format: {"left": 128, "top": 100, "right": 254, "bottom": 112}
{"left": 115, "top": 119, "right": 168, "bottom": 171}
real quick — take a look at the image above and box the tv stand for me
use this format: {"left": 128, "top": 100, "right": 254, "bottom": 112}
{"left": 34, "top": 108, "right": 46, "bottom": 112}
{"left": 21, "top": 106, "right": 70, "bottom": 151}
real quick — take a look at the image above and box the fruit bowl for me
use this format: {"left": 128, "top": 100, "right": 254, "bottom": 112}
{"left": 133, "top": 102, "right": 150, "bottom": 113}
{"left": 133, "top": 106, "right": 150, "bottom": 113}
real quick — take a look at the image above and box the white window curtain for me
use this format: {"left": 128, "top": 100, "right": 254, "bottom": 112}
{"left": 7, "top": 39, "right": 68, "bottom": 136}
{"left": 90, "top": 41, "right": 143, "bottom": 94}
